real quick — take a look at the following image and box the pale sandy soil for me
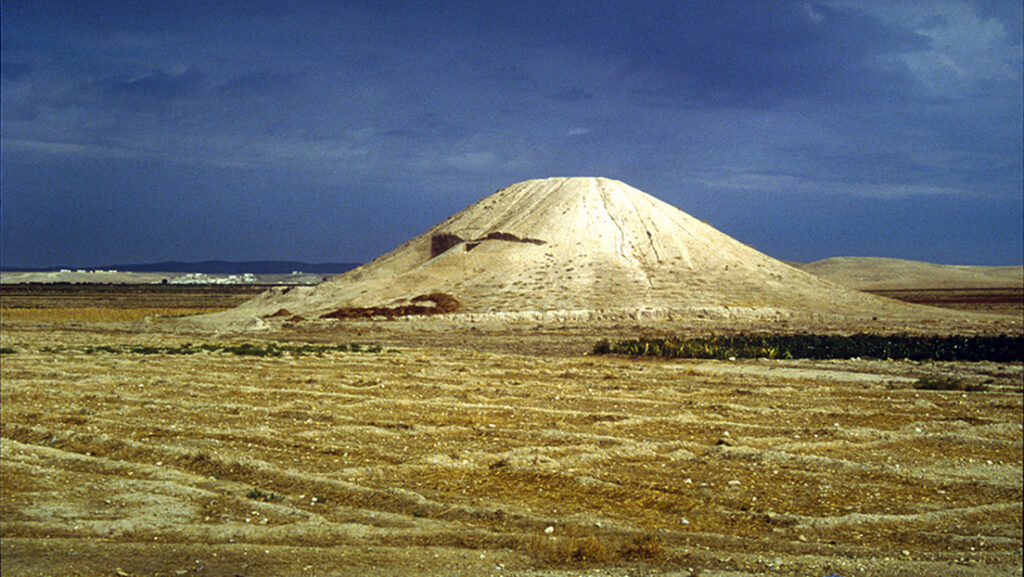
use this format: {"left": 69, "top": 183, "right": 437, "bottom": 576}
{"left": 2, "top": 316, "right": 1021, "bottom": 577}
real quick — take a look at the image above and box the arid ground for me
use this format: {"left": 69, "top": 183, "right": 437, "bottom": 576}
{"left": 1, "top": 284, "right": 1021, "bottom": 577}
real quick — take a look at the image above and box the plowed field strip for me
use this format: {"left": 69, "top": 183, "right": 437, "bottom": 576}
{"left": 2, "top": 331, "right": 1021, "bottom": 575}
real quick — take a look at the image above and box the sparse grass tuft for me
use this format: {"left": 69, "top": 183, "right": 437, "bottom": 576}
{"left": 530, "top": 533, "right": 615, "bottom": 564}
{"left": 623, "top": 532, "right": 663, "bottom": 560}
{"left": 528, "top": 529, "right": 663, "bottom": 566}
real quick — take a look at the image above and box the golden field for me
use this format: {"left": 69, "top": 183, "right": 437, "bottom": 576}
{"left": 1, "top": 284, "right": 1021, "bottom": 576}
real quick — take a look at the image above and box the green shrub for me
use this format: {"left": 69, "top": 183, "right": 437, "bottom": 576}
{"left": 595, "top": 334, "right": 1023, "bottom": 362}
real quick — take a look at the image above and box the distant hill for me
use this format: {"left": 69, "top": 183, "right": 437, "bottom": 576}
{"left": 793, "top": 257, "right": 1023, "bottom": 291}
{"left": 0, "top": 261, "right": 361, "bottom": 275}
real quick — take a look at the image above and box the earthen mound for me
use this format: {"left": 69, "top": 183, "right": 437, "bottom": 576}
{"left": 205, "top": 177, "right": 1001, "bottom": 329}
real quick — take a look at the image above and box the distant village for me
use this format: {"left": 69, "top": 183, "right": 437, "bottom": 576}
{"left": 54, "top": 269, "right": 260, "bottom": 284}
{"left": 1, "top": 269, "right": 325, "bottom": 285}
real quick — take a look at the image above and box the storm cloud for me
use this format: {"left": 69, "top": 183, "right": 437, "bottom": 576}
{"left": 2, "top": 0, "right": 1020, "bottom": 267}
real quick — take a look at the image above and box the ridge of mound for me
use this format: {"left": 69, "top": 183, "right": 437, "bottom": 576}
{"left": 201, "top": 177, "right": 999, "bottom": 329}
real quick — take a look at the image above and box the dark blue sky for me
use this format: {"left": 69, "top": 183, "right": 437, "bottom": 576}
{"left": 2, "top": 1, "right": 1021, "bottom": 267}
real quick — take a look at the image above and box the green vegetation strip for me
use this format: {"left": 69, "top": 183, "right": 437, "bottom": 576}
{"left": 593, "top": 334, "right": 1023, "bottom": 362}
{"left": 78, "top": 342, "right": 385, "bottom": 356}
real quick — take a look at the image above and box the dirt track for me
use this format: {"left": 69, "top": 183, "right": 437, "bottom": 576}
{"left": 1, "top": 287, "right": 1022, "bottom": 576}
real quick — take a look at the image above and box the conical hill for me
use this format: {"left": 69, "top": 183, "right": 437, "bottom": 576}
{"left": 224, "top": 177, "right": 930, "bottom": 324}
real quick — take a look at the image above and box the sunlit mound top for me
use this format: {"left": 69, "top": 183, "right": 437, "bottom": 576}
{"left": 216, "top": 177, "right": 942, "bottom": 324}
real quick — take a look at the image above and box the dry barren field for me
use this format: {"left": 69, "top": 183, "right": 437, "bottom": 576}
{"left": 1, "top": 286, "right": 1022, "bottom": 577}
{"left": 864, "top": 288, "right": 1023, "bottom": 318}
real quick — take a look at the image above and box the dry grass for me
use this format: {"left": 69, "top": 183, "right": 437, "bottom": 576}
{"left": 0, "top": 284, "right": 1021, "bottom": 576}
{"left": 526, "top": 529, "right": 663, "bottom": 565}
{"left": 0, "top": 307, "right": 229, "bottom": 323}
{"left": 2, "top": 325, "right": 1020, "bottom": 576}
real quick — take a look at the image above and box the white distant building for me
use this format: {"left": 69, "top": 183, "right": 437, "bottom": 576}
{"left": 166, "top": 271, "right": 258, "bottom": 285}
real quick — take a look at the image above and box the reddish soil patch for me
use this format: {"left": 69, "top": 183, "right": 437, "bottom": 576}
{"left": 319, "top": 292, "right": 461, "bottom": 320}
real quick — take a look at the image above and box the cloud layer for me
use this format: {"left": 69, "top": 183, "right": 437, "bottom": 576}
{"left": 2, "top": 0, "right": 1021, "bottom": 266}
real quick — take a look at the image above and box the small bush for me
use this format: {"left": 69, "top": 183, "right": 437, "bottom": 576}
{"left": 0, "top": 346, "right": 17, "bottom": 355}
{"left": 246, "top": 488, "right": 283, "bottom": 502}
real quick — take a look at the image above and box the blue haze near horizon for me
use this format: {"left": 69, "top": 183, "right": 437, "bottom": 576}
{"left": 2, "top": 1, "right": 1022, "bottom": 268}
